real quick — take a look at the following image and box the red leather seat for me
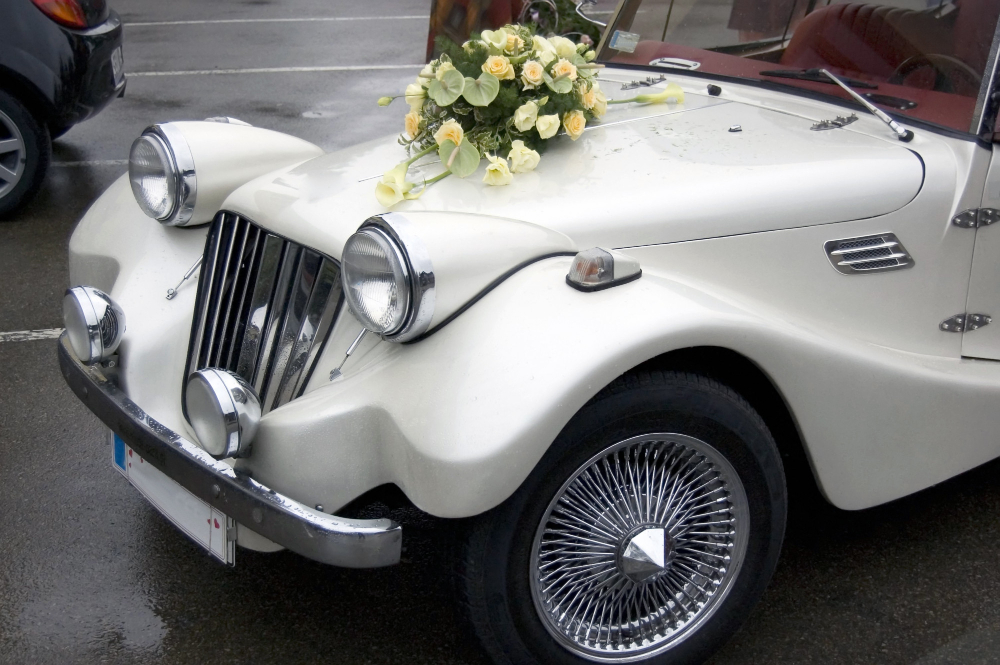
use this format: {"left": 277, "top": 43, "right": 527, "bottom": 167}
{"left": 780, "top": 2, "right": 951, "bottom": 80}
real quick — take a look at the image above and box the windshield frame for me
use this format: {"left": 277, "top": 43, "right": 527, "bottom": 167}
{"left": 594, "top": 0, "right": 1000, "bottom": 141}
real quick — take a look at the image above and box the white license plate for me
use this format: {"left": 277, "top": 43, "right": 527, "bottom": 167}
{"left": 111, "top": 46, "right": 124, "bottom": 84}
{"left": 112, "top": 432, "right": 234, "bottom": 565}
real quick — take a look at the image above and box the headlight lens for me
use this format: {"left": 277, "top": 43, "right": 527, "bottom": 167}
{"left": 62, "top": 286, "right": 126, "bottom": 365}
{"left": 185, "top": 368, "right": 260, "bottom": 458}
{"left": 341, "top": 227, "right": 411, "bottom": 335}
{"left": 129, "top": 134, "right": 176, "bottom": 220}
{"left": 128, "top": 124, "right": 197, "bottom": 225}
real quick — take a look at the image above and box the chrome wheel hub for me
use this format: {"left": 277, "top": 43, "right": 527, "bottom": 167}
{"left": 530, "top": 433, "right": 750, "bottom": 661}
{"left": 0, "top": 109, "right": 26, "bottom": 199}
{"left": 619, "top": 526, "right": 672, "bottom": 583}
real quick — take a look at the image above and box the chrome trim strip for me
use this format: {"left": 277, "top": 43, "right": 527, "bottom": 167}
{"left": 236, "top": 234, "right": 283, "bottom": 380}
{"left": 211, "top": 216, "right": 250, "bottom": 366}
{"left": 279, "top": 255, "right": 342, "bottom": 402}
{"left": 262, "top": 248, "right": 318, "bottom": 410}
{"left": 223, "top": 225, "right": 263, "bottom": 370}
{"left": 254, "top": 242, "right": 298, "bottom": 400}
{"left": 59, "top": 334, "right": 402, "bottom": 568}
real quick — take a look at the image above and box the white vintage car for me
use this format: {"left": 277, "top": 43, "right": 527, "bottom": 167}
{"left": 59, "top": 0, "right": 1000, "bottom": 663}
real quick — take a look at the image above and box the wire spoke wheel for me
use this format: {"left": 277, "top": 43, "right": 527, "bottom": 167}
{"left": 530, "top": 433, "right": 750, "bottom": 661}
{"left": 0, "top": 108, "right": 26, "bottom": 199}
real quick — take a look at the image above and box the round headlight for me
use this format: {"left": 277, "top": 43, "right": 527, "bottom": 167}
{"left": 342, "top": 227, "right": 412, "bottom": 335}
{"left": 128, "top": 124, "right": 197, "bottom": 225}
{"left": 62, "top": 286, "right": 126, "bottom": 365}
{"left": 185, "top": 368, "right": 260, "bottom": 458}
{"left": 129, "top": 134, "right": 176, "bottom": 220}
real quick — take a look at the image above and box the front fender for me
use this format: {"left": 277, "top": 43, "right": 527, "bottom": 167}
{"left": 246, "top": 253, "right": 1000, "bottom": 517}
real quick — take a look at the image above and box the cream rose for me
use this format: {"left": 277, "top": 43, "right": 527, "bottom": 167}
{"left": 404, "top": 111, "right": 420, "bottom": 139}
{"left": 563, "top": 110, "right": 586, "bottom": 140}
{"left": 548, "top": 35, "right": 578, "bottom": 59}
{"left": 482, "top": 55, "right": 515, "bottom": 80}
{"left": 418, "top": 63, "right": 435, "bottom": 81}
{"left": 520, "top": 60, "right": 544, "bottom": 89}
{"left": 505, "top": 32, "right": 525, "bottom": 54}
{"left": 535, "top": 113, "right": 560, "bottom": 139}
{"left": 551, "top": 58, "right": 578, "bottom": 81}
{"left": 513, "top": 101, "right": 539, "bottom": 131}
{"left": 482, "top": 154, "right": 513, "bottom": 186}
{"left": 435, "top": 61, "right": 456, "bottom": 81}
{"left": 507, "top": 140, "right": 540, "bottom": 173}
{"left": 581, "top": 85, "right": 597, "bottom": 110}
{"left": 434, "top": 118, "right": 464, "bottom": 147}
{"left": 405, "top": 83, "right": 426, "bottom": 111}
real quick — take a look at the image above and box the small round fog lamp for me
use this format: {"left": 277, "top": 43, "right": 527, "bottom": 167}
{"left": 185, "top": 368, "right": 261, "bottom": 458}
{"left": 63, "top": 286, "right": 126, "bottom": 365}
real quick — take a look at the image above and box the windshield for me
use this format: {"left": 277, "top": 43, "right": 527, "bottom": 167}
{"left": 596, "top": 0, "right": 1000, "bottom": 133}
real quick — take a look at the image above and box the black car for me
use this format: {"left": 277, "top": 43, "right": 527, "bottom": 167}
{"left": 0, "top": 0, "right": 124, "bottom": 217}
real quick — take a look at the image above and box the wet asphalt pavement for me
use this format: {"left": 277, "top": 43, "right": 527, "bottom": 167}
{"left": 3, "top": 1, "right": 1000, "bottom": 663}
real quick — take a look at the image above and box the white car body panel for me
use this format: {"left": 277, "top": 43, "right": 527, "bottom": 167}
{"left": 963, "top": 146, "right": 1000, "bottom": 361}
{"left": 67, "top": 68, "right": 1000, "bottom": 534}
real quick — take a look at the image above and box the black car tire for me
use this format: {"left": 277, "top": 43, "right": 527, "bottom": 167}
{"left": 459, "top": 370, "right": 787, "bottom": 665}
{"left": 0, "top": 89, "right": 51, "bottom": 219}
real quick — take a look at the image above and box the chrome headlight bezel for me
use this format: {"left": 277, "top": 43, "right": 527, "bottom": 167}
{"left": 342, "top": 213, "right": 435, "bottom": 343}
{"left": 128, "top": 123, "right": 197, "bottom": 226}
{"left": 62, "top": 286, "right": 126, "bottom": 365}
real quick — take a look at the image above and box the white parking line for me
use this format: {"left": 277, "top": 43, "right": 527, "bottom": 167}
{"left": 0, "top": 329, "right": 64, "bottom": 343}
{"left": 126, "top": 15, "right": 427, "bottom": 27}
{"left": 52, "top": 160, "right": 128, "bottom": 167}
{"left": 128, "top": 64, "right": 424, "bottom": 77}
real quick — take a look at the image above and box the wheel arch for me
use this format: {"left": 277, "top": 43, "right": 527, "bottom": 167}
{"left": 0, "top": 65, "right": 57, "bottom": 126}
{"left": 609, "top": 345, "right": 826, "bottom": 509}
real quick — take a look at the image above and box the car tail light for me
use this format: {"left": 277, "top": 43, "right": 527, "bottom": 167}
{"left": 31, "top": 0, "right": 108, "bottom": 29}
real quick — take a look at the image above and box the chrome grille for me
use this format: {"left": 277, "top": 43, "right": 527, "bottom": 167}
{"left": 185, "top": 212, "right": 343, "bottom": 414}
{"left": 824, "top": 233, "right": 914, "bottom": 275}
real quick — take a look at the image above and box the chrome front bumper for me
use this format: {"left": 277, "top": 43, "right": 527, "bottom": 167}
{"left": 57, "top": 334, "right": 402, "bottom": 568}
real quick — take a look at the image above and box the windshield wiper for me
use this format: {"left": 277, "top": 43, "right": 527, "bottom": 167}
{"left": 820, "top": 69, "right": 914, "bottom": 142}
{"left": 759, "top": 68, "right": 877, "bottom": 89}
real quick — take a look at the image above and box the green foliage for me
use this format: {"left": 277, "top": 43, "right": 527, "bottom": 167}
{"left": 435, "top": 35, "right": 490, "bottom": 78}
{"left": 463, "top": 72, "right": 500, "bottom": 106}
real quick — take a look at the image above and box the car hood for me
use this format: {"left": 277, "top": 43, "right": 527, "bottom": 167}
{"left": 225, "top": 83, "right": 924, "bottom": 254}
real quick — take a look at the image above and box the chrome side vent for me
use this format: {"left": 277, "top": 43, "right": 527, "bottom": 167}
{"left": 824, "top": 233, "right": 913, "bottom": 274}
{"left": 185, "top": 212, "right": 344, "bottom": 415}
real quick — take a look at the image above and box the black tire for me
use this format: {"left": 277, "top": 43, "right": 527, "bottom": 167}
{"left": 459, "top": 370, "right": 787, "bottom": 665}
{"left": 0, "top": 89, "right": 51, "bottom": 219}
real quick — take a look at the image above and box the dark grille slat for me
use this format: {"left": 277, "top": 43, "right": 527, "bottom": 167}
{"left": 185, "top": 213, "right": 343, "bottom": 417}
{"left": 200, "top": 215, "right": 241, "bottom": 366}
{"left": 236, "top": 235, "right": 284, "bottom": 380}
{"left": 291, "top": 259, "right": 344, "bottom": 398}
{"left": 253, "top": 243, "right": 302, "bottom": 400}
{"left": 261, "top": 248, "right": 321, "bottom": 411}
{"left": 184, "top": 215, "right": 226, "bottom": 382}
{"left": 271, "top": 253, "right": 340, "bottom": 407}
{"left": 214, "top": 222, "right": 255, "bottom": 367}
{"left": 223, "top": 227, "right": 265, "bottom": 371}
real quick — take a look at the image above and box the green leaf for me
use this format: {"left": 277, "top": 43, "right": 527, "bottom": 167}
{"left": 438, "top": 138, "right": 481, "bottom": 178}
{"left": 462, "top": 72, "right": 500, "bottom": 107}
{"left": 543, "top": 71, "right": 573, "bottom": 94}
{"left": 426, "top": 69, "right": 465, "bottom": 106}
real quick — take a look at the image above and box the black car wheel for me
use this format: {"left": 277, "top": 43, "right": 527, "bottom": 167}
{"left": 460, "top": 371, "right": 787, "bottom": 665}
{"left": 0, "top": 89, "right": 51, "bottom": 219}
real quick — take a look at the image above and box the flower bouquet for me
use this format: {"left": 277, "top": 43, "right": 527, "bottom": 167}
{"left": 374, "top": 24, "right": 607, "bottom": 206}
